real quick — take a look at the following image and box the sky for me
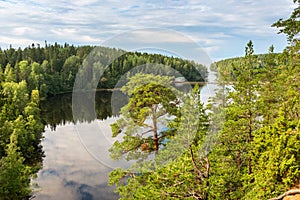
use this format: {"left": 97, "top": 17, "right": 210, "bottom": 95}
{"left": 0, "top": 0, "right": 296, "bottom": 61}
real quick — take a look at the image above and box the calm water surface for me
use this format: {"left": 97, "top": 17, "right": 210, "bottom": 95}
{"left": 34, "top": 71, "right": 217, "bottom": 200}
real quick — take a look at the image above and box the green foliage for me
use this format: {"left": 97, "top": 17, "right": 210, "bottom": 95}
{"left": 245, "top": 42, "right": 300, "bottom": 199}
{"left": 208, "top": 25, "right": 300, "bottom": 199}
{"left": 246, "top": 110, "right": 300, "bottom": 199}
{"left": 0, "top": 132, "right": 32, "bottom": 199}
{"left": 1, "top": 81, "right": 29, "bottom": 121}
{"left": 109, "top": 84, "right": 210, "bottom": 199}
{"left": 0, "top": 44, "right": 207, "bottom": 98}
{"left": 272, "top": 0, "right": 300, "bottom": 43}
{"left": 109, "top": 73, "right": 180, "bottom": 161}
{"left": 207, "top": 41, "right": 259, "bottom": 199}
{"left": 108, "top": 32, "right": 299, "bottom": 199}
{"left": 0, "top": 79, "right": 44, "bottom": 198}
{"left": 112, "top": 150, "right": 209, "bottom": 200}
{"left": 4, "top": 64, "right": 16, "bottom": 82}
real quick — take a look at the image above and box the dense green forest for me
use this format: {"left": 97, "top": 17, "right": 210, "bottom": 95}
{"left": 0, "top": 43, "right": 207, "bottom": 98}
{"left": 0, "top": 85, "right": 44, "bottom": 199}
{"left": 108, "top": 1, "right": 300, "bottom": 200}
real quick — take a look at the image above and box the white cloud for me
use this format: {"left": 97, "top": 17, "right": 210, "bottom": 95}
{"left": 0, "top": 36, "right": 36, "bottom": 48}
{"left": 0, "top": 0, "right": 295, "bottom": 59}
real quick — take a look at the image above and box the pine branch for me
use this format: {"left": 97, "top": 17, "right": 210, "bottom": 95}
{"left": 190, "top": 145, "right": 204, "bottom": 182}
{"left": 270, "top": 189, "right": 300, "bottom": 200}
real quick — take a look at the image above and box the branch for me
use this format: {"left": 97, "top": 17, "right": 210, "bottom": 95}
{"left": 172, "top": 180, "right": 185, "bottom": 188}
{"left": 205, "top": 156, "right": 210, "bottom": 178}
{"left": 140, "top": 123, "right": 152, "bottom": 128}
{"left": 195, "top": 154, "right": 210, "bottom": 179}
{"left": 187, "top": 191, "right": 203, "bottom": 199}
{"left": 29, "top": 195, "right": 36, "bottom": 200}
{"left": 158, "top": 133, "right": 169, "bottom": 140}
{"left": 155, "top": 108, "right": 167, "bottom": 119}
{"left": 190, "top": 145, "right": 204, "bottom": 182}
{"left": 270, "top": 189, "right": 300, "bottom": 200}
{"left": 140, "top": 129, "right": 154, "bottom": 137}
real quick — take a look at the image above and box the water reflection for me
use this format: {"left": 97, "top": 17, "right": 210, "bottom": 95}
{"left": 36, "top": 92, "right": 127, "bottom": 200}
{"left": 40, "top": 91, "right": 127, "bottom": 130}
{"left": 34, "top": 123, "right": 119, "bottom": 200}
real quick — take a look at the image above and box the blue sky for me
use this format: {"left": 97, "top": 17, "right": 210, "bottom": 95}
{"left": 0, "top": 0, "right": 296, "bottom": 61}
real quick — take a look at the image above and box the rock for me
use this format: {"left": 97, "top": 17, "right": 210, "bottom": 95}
{"left": 283, "top": 194, "right": 300, "bottom": 200}
{"left": 270, "top": 190, "right": 300, "bottom": 200}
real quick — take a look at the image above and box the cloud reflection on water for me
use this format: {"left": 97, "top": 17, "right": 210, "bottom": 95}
{"left": 34, "top": 123, "right": 118, "bottom": 200}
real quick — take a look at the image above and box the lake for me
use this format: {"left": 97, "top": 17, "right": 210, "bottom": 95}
{"left": 34, "top": 71, "right": 218, "bottom": 200}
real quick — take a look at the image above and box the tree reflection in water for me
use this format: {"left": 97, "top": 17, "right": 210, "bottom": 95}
{"left": 40, "top": 91, "right": 127, "bottom": 131}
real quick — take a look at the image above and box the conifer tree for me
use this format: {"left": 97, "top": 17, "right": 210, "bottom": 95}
{"left": 208, "top": 41, "right": 259, "bottom": 199}
{"left": 109, "top": 73, "right": 180, "bottom": 161}
{"left": 109, "top": 85, "right": 210, "bottom": 199}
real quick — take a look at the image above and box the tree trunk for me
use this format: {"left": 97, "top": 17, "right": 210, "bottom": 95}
{"left": 152, "top": 105, "right": 159, "bottom": 153}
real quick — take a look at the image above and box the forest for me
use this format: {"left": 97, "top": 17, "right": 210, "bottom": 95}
{"left": 107, "top": 44, "right": 300, "bottom": 199}
{"left": 0, "top": 0, "right": 299, "bottom": 199}
{"left": 107, "top": 1, "right": 300, "bottom": 200}
{"left": 0, "top": 43, "right": 207, "bottom": 98}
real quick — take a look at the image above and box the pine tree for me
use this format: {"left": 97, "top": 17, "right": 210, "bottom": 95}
{"left": 272, "top": 0, "right": 300, "bottom": 44}
{"left": 208, "top": 41, "right": 259, "bottom": 199}
{"left": 109, "top": 85, "right": 210, "bottom": 199}
{"left": 109, "top": 73, "right": 180, "bottom": 161}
